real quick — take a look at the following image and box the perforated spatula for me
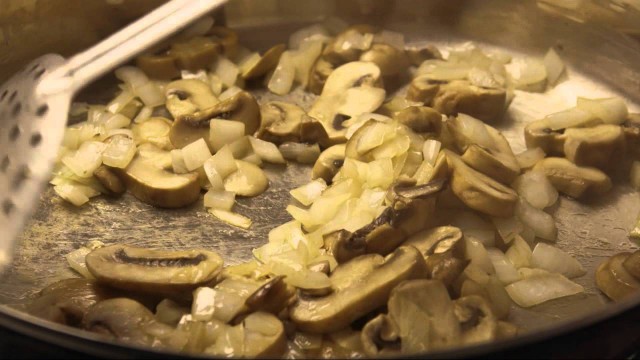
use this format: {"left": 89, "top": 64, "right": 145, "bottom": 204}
{"left": 0, "top": 0, "right": 227, "bottom": 271}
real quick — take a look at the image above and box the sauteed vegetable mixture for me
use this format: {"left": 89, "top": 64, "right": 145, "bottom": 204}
{"left": 24, "top": 17, "right": 640, "bottom": 358}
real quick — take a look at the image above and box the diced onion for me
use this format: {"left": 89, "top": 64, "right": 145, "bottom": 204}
{"left": 209, "top": 209, "right": 252, "bottom": 229}
{"left": 62, "top": 141, "right": 106, "bottom": 178}
{"left": 289, "top": 24, "right": 330, "bottom": 49}
{"left": 544, "top": 108, "right": 598, "bottom": 131}
{"left": 219, "top": 86, "right": 243, "bottom": 101}
{"left": 291, "top": 179, "right": 327, "bottom": 207}
{"left": 102, "top": 135, "right": 136, "bottom": 169}
{"left": 464, "top": 236, "right": 495, "bottom": 274}
{"left": 454, "top": 113, "right": 495, "bottom": 150}
{"left": 248, "top": 137, "right": 286, "bottom": 164}
{"left": 191, "top": 287, "right": 216, "bottom": 321}
{"left": 106, "top": 90, "right": 135, "bottom": 114}
{"left": 422, "top": 140, "right": 441, "bottom": 166}
{"left": 576, "top": 97, "right": 628, "bottom": 125}
{"left": 171, "top": 149, "right": 189, "bottom": 174}
{"left": 516, "top": 148, "right": 546, "bottom": 169}
{"left": 531, "top": 242, "right": 586, "bottom": 278}
{"left": 209, "top": 74, "right": 224, "bottom": 96}
{"left": 182, "top": 138, "right": 212, "bottom": 171}
{"left": 506, "top": 235, "right": 533, "bottom": 268}
{"left": 505, "top": 272, "right": 584, "bottom": 307}
{"left": 453, "top": 211, "right": 496, "bottom": 247}
{"left": 543, "top": 48, "right": 565, "bottom": 86}
{"left": 103, "top": 113, "right": 131, "bottom": 130}
{"left": 115, "top": 66, "right": 149, "bottom": 89}
{"left": 204, "top": 145, "right": 237, "bottom": 180}
{"left": 516, "top": 197, "right": 557, "bottom": 242}
{"left": 65, "top": 241, "right": 104, "bottom": 279}
{"left": 155, "top": 299, "right": 189, "bottom": 326}
{"left": 292, "top": 40, "right": 324, "bottom": 87}
{"left": 279, "top": 142, "right": 321, "bottom": 164}
{"left": 213, "top": 56, "right": 240, "bottom": 88}
{"left": 180, "top": 16, "right": 214, "bottom": 38}
{"left": 487, "top": 248, "right": 521, "bottom": 285}
{"left": 511, "top": 58, "right": 547, "bottom": 91}
{"left": 268, "top": 51, "right": 296, "bottom": 95}
{"left": 181, "top": 70, "right": 209, "bottom": 83}
{"left": 210, "top": 119, "right": 246, "bottom": 152}
{"left": 492, "top": 216, "right": 523, "bottom": 245}
{"left": 133, "top": 106, "right": 153, "bottom": 124}
{"left": 135, "top": 81, "right": 165, "bottom": 107}
{"left": 513, "top": 170, "right": 559, "bottom": 210}
{"left": 204, "top": 189, "right": 236, "bottom": 211}
{"left": 54, "top": 184, "right": 96, "bottom": 206}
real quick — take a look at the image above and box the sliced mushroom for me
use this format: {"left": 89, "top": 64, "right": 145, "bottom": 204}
{"left": 623, "top": 250, "right": 640, "bottom": 279}
{"left": 165, "top": 79, "right": 219, "bottom": 119}
{"left": 94, "top": 165, "right": 126, "bottom": 197}
{"left": 595, "top": 253, "right": 640, "bottom": 301}
{"left": 322, "top": 26, "right": 376, "bottom": 64}
{"left": 223, "top": 160, "right": 269, "bottom": 197}
{"left": 524, "top": 119, "right": 566, "bottom": 156}
{"left": 393, "top": 106, "right": 442, "bottom": 135}
{"left": 324, "top": 229, "right": 367, "bottom": 264}
{"left": 111, "top": 154, "right": 200, "bottom": 208}
{"left": 453, "top": 295, "right": 498, "bottom": 345}
{"left": 241, "top": 44, "right": 286, "bottom": 79}
{"left": 447, "top": 151, "right": 518, "bottom": 217}
{"left": 289, "top": 246, "right": 428, "bottom": 333}
{"left": 257, "top": 101, "right": 307, "bottom": 144}
{"left": 308, "top": 57, "right": 335, "bottom": 95}
{"left": 312, "top": 144, "right": 346, "bottom": 183}
{"left": 242, "top": 312, "right": 287, "bottom": 358}
{"left": 406, "top": 76, "right": 441, "bottom": 104}
{"left": 136, "top": 52, "right": 181, "bottom": 80}
{"left": 405, "top": 45, "right": 443, "bottom": 66}
{"left": 461, "top": 144, "right": 521, "bottom": 184}
{"left": 208, "top": 26, "right": 240, "bottom": 57}
{"left": 361, "top": 314, "right": 400, "bottom": 357}
{"left": 387, "top": 279, "right": 461, "bottom": 352}
{"left": 26, "top": 279, "right": 113, "bottom": 326}
{"left": 170, "top": 91, "right": 261, "bottom": 150}
{"left": 432, "top": 80, "right": 507, "bottom": 123}
{"left": 86, "top": 244, "right": 223, "bottom": 294}
{"left": 533, "top": 157, "right": 612, "bottom": 199}
{"left": 308, "top": 61, "right": 384, "bottom": 146}
{"left": 83, "top": 298, "right": 173, "bottom": 347}
{"left": 360, "top": 43, "right": 409, "bottom": 79}
{"left": 169, "top": 36, "right": 221, "bottom": 72}
{"left": 119, "top": 98, "right": 144, "bottom": 119}
{"left": 245, "top": 276, "right": 295, "bottom": 315}
{"left": 563, "top": 124, "right": 625, "bottom": 170}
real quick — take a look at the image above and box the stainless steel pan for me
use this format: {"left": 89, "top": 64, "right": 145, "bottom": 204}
{"left": 1, "top": 0, "right": 639, "bottom": 357}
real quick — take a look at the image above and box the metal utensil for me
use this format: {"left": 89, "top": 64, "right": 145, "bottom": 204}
{"left": 0, "top": 0, "right": 227, "bottom": 271}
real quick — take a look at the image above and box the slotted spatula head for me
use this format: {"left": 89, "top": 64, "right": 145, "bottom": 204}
{"left": 0, "top": 0, "right": 227, "bottom": 271}
{"left": 0, "top": 54, "right": 69, "bottom": 268}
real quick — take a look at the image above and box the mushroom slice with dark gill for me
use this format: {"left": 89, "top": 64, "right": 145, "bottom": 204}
{"left": 453, "top": 295, "right": 499, "bottom": 345}
{"left": 245, "top": 276, "right": 295, "bottom": 315}
{"left": 93, "top": 165, "right": 126, "bottom": 197}
{"left": 111, "top": 154, "right": 200, "bottom": 208}
{"left": 241, "top": 44, "right": 286, "bottom": 80}
{"left": 312, "top": 144, "right": 346, "bottom": 183}
{"left": 392, "top": 106, "right": 442, "bottom": 136}
{"left": 170, "top": 91, "right": 261, "bottom": 150}
{"left": 165, "top": 79, "right": 219, "bottom": 119}
{"left": 257, "top": 101, "right": 317, "bottom": 145}
{"left": 86, "top": 245, "right": 223, "bottom": 295}
{"left": 289, "top": 246, "right": 427, "bottom": 334}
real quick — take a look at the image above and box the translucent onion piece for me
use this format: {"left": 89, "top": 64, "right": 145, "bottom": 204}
{"left": 62, "top": 141, "right": 106, "bottom": 178}
{"left": 171, "top": 149, "right": 189, "bottom": 174}
{"left": 66, "top": 247, "right": 94, "bottom": 279}
{"left": 511, "top": 58, "right": 547, "bottom": 90}
{"left": 544, "top": 108, "right": 598, "bottom": 131}
{"left": 515, "top": 148, "right": 546, "bottom": 169}
{"left": 210, "top": 119, "right": 246, "bottom": 152}
{"left": 219, "top": 86, "right": 243, "bottom": 101}
{"left": 506, "top": 235, "right": 533, "bottom": 269}
{"left": 53, "top": 183, "right": 98, "bottom": 206}
{"left": 133, "top": 106, "right": 153, "bottom": 124}
{"left": 487, "top": 248, "right": 521, "bottom": 285}
{"left": 289, "top": 24, "right": 330, "bottom": 49}
{"left": 464, "top": 236, "right": 495, "bottom": 274}
{"left": 355, "top": 122, "right": 397, "bottom": 155}
{"left": 453, "top": 211, "right": 496, "bottom": 247}
{"left": 543, "top": 48, "right": 565, "bottom": 86}
{"left": 209, "top": 74, "right": 224, "bottom": 96}
{"left": 103, "top": 113, "right": 131, "bottom": 130}
{"left": 214, "top": 56, "right": 240, "bottom": 88}
{"left": 343, "top": 31, "right": 374, "bottom": 51}
{"left": 106, "top": 90, "right": 135, "bottom": 114}
{"left": 468, "top": 67, "right": 501, "bottom": 88}
{"left": 181, "top": 69, "right": 209, "bottom": 83}
{"left": 422, "top": 141, "right": 441, "bottom": 166}
{"left": 268, "top": 51, "right": 297, "bottom": 96}
{"left": 279, "top": 142, "right": 321, "bottom": 164}
{"left": 513, "top": 170, "right": 559, "bottom": 210}
{"left": 292, "top": 40, "right": 324, "bottom": 87}
{"left": 454, "top": 113, "right": 494, "bottom": 150}
{"left": 505, "top": 272, "right": 584, "bottom": 307}
{"left": 209, "top": 209, "right": 252, "bottom": 229}
{"left": 531, "top": 242, "right": 586, "bottom": 278}
{"left": 515, "top": 198, "right": 557, "bottom": 241}
{"left": 102, "top": 135, "right": 136, "bottom": 169}
{"left": 492, "top": 216, "right": 523, "bottom": 245}
{"left": 248, "top": 137, "right": 286, "bottom": 164}
{"left": 135, "top": 81, "right": 165, "bottom": 107}
{"left": 576, "top": 97, "right": 628, "bottom": 125}
{"left": 115, "top": 66, "right": 149, "bottom": 89}
{"left": 182, "top": 138, "right": 212, "bottom": 171}
{"left": 191, "top": 287, "right": 216, "bottom": 321}
{"left": 373, "top": 30, "right": 405, "bottom": 50}
{"left": 290, "top": 179, "right": 327, "bottom": 207}
{"left": 204, "top": 145, "right": 238, "bottom": 179}
{"left": 204, "top": 189, "right": 236, "bottom": 211}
